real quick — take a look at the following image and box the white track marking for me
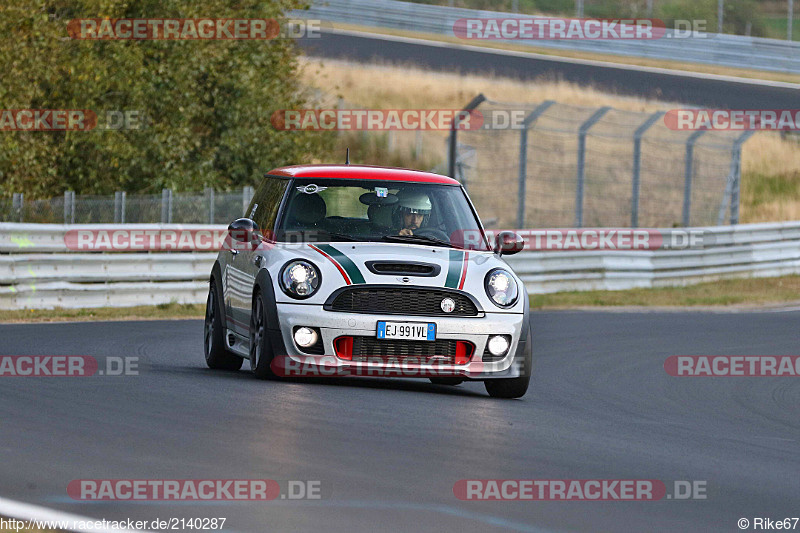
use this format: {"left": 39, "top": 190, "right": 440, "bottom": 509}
{"left": 0, "top": 496, "right": 154, "bottom": 533}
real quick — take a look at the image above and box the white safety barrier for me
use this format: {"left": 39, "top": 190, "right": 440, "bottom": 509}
{"left": 1, "top": 222, "right": 799, "bottom": 309}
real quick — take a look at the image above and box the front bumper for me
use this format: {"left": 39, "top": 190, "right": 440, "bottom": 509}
{"left": 272, "top": 303, "right": 528, "bottom": 379}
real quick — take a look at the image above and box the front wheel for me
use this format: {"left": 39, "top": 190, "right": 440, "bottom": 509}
{"left": 204, "top": 280, "right": 243, "bottom": 371}
{"left": 249, "top": 291, "right": 277, "bottom": 380}
{"left": 484, "top": 374, "right": 530, "bottom": 399}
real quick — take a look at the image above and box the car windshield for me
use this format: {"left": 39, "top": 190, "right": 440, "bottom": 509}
{"left": 274, "top": 178, "right": 491, "bottom": 251}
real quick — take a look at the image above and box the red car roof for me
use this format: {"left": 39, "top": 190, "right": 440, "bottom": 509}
{"left": 268, "top": 164, "right": 460, "bottom": 185}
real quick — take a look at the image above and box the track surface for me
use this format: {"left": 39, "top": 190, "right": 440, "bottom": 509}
{"left": 297, "top": 31, "right": 800, "bottom": 108}
{"left": 1, "top": 312, "right": 799, "bottom": 532}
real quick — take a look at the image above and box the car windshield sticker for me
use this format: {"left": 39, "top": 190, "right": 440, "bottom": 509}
{"left": 375, "top": 187, "right": 388, "bottom": 198}
{"left": 297, "top": 184, "right": 327, "bottom": 194}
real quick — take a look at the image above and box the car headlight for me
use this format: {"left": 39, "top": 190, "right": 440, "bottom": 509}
{"left": 484, "top": 268, "right": 518, "bottom": 308}
{"left": 280, "top": 260, "right": 321, "bottom": 299}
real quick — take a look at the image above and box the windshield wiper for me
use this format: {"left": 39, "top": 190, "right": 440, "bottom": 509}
{"left": 382, "top": 234, "right": 457, "bottom": 248}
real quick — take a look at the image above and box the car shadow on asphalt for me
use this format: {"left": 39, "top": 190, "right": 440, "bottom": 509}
{"left": 187, "top": 365, "right": 489, "bottom": 397}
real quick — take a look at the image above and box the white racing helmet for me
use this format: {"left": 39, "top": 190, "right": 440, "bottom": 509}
{"left": 394, "top": 189, "right": 432, "bottom": 228}
{"left": 396, "top": 189, "right": 432, "bottom": 215}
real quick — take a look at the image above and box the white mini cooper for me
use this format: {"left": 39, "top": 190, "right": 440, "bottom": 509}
{"left": 204, "top": 165, "right": 531, "bottom": 398}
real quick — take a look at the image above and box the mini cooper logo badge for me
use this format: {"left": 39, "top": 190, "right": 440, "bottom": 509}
{"left": 297, "top": 184, "right": 327, "bottom": 194}
{"left": 440, "top": 297, "right": 456, "bottom": 313}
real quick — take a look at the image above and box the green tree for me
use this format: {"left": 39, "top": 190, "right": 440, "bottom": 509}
{"left": 0, "top": 0, "right": 329, "bottom": 198}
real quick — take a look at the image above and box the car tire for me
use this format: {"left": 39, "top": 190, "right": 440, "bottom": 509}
{"left": 484, "top": 323, "right": 532, "bottom": 399}
{"left": 250, "top": 290, "right": 277, "bottom": 380}
{"left": 429, "top": 378, "right": 463, "bottom": 386}
{"left": 204, "top": 280, "right": 243, "bottom": 371}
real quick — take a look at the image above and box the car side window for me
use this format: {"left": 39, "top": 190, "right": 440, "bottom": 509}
{"left": 247, "top": 176, "right": 288, "bottom": 235}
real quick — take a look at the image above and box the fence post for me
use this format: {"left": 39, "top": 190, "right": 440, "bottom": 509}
{"left": 517, "top": 100, "right": 555, "bottom": 229}
{"left": 64, "top": 191, "right": 75, "bottom": 225}
{"left": 448, "top": 93, "right": 486, "bottom": 181}
{"left": 161, "top": 189, "right": 173, "bottom": 224}
{"left": 682, "top": 130, "right": 707, "bottom": 227}
{"left": 575, "top": 107, "right": 611, "bottom": 228}
{"left": 415, "top": 130, "right": 423, "bottom": 159}
{"left": 631, "top": 111, "right": 663, "bottom": 228}
{"left": 728, "top": 130, "right": 754, "bottom": 225}
{"left": 243, "top": 186, "right": 254, "bottom": 216}
{"left": 120, "top": 191, "right": 126, "bottom": 224}
{"left": 206, "top": 187, "right": 215, "bottom": 224}
{"left": 114, "top": 192, "right": 122, "bottom": 223}
{"left": 12, "top": 193, "right": 22, "bottom": 222}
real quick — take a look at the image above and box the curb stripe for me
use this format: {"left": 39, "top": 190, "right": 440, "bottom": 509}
{"left": 309, "top": 244, "right": 351, "bottom": 284}
{"left": 316, "top": 244, "right": 366, "bottom": 284}
{"left": 445, "top": 249, "right": 464, "bottom": 288}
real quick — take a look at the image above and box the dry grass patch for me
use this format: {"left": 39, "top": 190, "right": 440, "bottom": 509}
{"left": 302, "top": 58, "right": 800, "bottom": 224}
{"left": 0, "top": 303, "right": 204, "bottom": 323}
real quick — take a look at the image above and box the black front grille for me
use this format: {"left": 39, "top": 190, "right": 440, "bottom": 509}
{"left": 326, "top": 287, "right": 480, "bottom": 316}
{"left": 351, "top": 336, "right": 458, "bottom": 363}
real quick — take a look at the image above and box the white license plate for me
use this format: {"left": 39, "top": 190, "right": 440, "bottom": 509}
{"left": 377, "top": 321, "right": 436, "bottom": 341}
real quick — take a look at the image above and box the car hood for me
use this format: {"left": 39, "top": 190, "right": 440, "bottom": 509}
{"left": 265, "top": 242, "right": 524, "bottom": 313}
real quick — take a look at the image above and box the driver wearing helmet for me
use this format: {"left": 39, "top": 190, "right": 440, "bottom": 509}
{"left": 396, "top": 190, "right": 432, "bottom": 236}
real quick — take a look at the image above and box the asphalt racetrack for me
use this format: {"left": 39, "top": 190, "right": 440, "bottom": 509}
{"left": 297, "top": 30, "right": 800, "bottom": 109}
{"left": 1, "top": 311, "right": 798, "bottom": 532}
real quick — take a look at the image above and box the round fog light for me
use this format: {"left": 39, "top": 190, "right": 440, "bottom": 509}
{"left": 487, "top": 335, "right": 510, "bottom": 356}
{"left": 294, "top": 327, "right": 318, "bottom": 348}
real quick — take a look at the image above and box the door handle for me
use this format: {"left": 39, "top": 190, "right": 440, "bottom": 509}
{"left": 254, "top": 255, "right": 262, "bottom": 267}
{"left": 229, "top": 249, "right": 239, "bottom": 256}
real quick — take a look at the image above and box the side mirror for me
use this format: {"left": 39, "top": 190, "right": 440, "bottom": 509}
{"left": 494, "top": 231, "right": 525, "bottom": 256}
{"left": 228, "top": 218, "right": 261, "bottom": 245}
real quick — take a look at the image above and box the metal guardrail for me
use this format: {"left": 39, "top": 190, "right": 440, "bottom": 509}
{"left": 1, "top": 222, "right": 799, "bottom": 309}
{"left": 294, "top": 0, "right": 800, "bottom": 74}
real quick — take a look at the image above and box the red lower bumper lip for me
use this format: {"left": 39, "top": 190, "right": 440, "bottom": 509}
{"left": 333, "top": 335, "right": 474, "bottom": 365}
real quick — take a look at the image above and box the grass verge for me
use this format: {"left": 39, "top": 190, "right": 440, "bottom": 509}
{"left": 530, "top": 275, "right": 800, "bottom": 308}
{"left": 0, "top": 303, "right": 204, "bottom": 323}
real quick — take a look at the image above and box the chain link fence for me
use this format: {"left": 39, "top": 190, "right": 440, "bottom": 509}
{"left": 0, "top": 188, "right": 254, "bottom": 225}
{"left": 1, "top": 96, "right": 753, "bottom": 228}
{"left": 451, "top": 97, "right": 753, "bottom": 228}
